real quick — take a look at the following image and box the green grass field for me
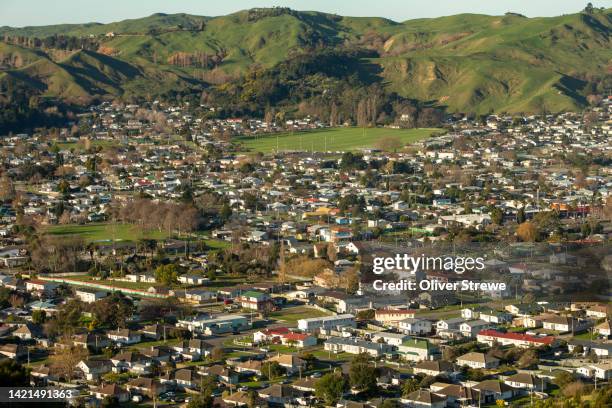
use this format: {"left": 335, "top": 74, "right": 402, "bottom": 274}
{"left": 236, "top": 127, "right": 440, "bottom": 153}
{"left": 60, "top": 274, "right": 158, "bottom": 290}
{"left": 45, "top": 223, "right": 230, "bottom": 250}
{"left": 56, "top": 139, "right": 119, "bottom": 151}
{"left": 45, "top": 222, "right": 169, "bottom": 243}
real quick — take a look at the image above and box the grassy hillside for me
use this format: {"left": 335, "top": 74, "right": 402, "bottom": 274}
{"left": 0, "top": 7, "right": 610, "bottom": 113}
{"left": 236, "top": 127, "right": 438, "bottom": 153}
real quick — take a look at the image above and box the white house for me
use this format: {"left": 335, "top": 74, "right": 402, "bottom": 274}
{"left": 297, "top": 314, "right": 355, "bottom": 332}
{"left": 577, "top": 362, "right": 612, "bottom": 380}
{"left": 77, "top": 360, "right": 112, "bottom": 381}
{"left": 412, "top": 360, "right": 454, "bottom": 377}
{"left": 460, "top": 320, "right": 489, "bottom": 338}
{"left": 324, "top": 337, "right": 394, "bottom": 357}
{"left": 398, "top": 318, "right": 432, "bottom": 336}
{"left": 25, "top": 280, "right": 59, "bottom": 294}
{"left": 595, "top": 320, "right": 611, "bottom": 338}
{"left": 75, "top": 289, "right": 108, "bottom": 303}
{"left": 504, "top": 373, "right": 546, "bottom": 392}
{"left": 374, "top": 309, "right": 416, "bottom": 326}
{"left": 370, "top": 332, "right": 409, "bottom": 346}
{"left": 542, "top": 316, "right": 590, "bottom": 333}
{"left": 178, "top": 274, "right": 209, "bottom": 285}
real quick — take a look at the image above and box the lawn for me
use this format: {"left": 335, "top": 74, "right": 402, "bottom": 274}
{"left": 311, "top": 349, "right": 354, "bottom": 362}
{"left": 45, "top": 223, "right": 231, "bottom": 250}
{"left": 236, "top": 127, "right": 440, "bottom": 153}
{"left": 45, "top": 222, "right": 169, "bottom": 243}
{"left": 268, "top": 306, "right": 333, "bottom": 324}
{"left": 204, "top": 239, "right": 231, "bottom": 250}
{"left": 56, "top": 139, "right": 119, "bottom": 151}
{"left": 56, "top": 274, "right": 157, "bottom": 290}
{"left": 572, "top": 331, "right": 597, "bottom": 341}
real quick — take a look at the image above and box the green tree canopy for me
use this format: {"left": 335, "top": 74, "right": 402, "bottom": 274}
{"left": 315, "top": 371, "right": 347, "bottom": 405}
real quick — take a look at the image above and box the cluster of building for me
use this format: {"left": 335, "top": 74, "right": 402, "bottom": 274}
{"left": 0, "top": 99, "right": 609, "bottom": 406}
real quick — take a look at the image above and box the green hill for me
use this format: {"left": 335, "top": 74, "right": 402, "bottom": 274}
{"left": 0, "top": 7, "right": 610, "bottom": 114}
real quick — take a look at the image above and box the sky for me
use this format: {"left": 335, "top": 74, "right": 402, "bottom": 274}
{"left": 1, "top": 0, "right": 610, "bottom": 27}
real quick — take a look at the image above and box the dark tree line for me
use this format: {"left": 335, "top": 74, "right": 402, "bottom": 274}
{"left": 2, "top": 34, "right": 100, "bottom": 51}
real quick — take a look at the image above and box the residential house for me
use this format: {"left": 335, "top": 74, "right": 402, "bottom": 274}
{"left": 258, "top": 384, "right": 304, "bottom": 405}
{"left": 73, "top": 333, "right": 109, "bottom": 350}
{"left": 434, "top": 384, "right": 482, "bottom": 407}
{"left": 477, "top": 330, "right": 556, "bottom": 348}
{"left": 371, "top": 332, "right": 409, "bottom": 346}
{"left": 255, "top": 328, "right": 318, "bottom": 348}
{"left": 297, "top": 314, "right": 355, "bottom": 332}
{"left": 436, "top": 317, "right": 464, "bottom": 338}
{"left": 13, "top": 323, "right": 42, "bottom": 340}
{"left": 0, "top": 344, "right": 27, "bottom": 360}
{"left": 542, "top": 316, "right": 590, "bottom": 333}
{"left": 177, "top": 314, "right": 250, "bottom": 335}
{"left": 178, "top": 274, "right": 209, "bottom": 285}
{"left": 174, "top": 368, "right": 200, "bottom": 389}
{"left": 223, "top": 390, "right": 266, "bottom": 407}
{"left": 30, "top": 365, "right": 52, "bottom": 385}
{"left": 292, "top": 377, "right": 317, "bottom": 392}
{"left": 184, "top": 289, "right": 216, "bottom": 304}
{"left": 25, "top": 280, "right": 59, "bottom": 295}
{"left": 76, "top": 360, "right": 112, "bottom": 381}
{"left": 472, "top": 380, "right": 515, "bottom": 404}
{"left": 198, "top": 364, "right": 239, "bottom": 385}
{"left": 107, "top": 329, "right": 141, "bottom": 345}
{"left": 141, "top": 324, "right": 170, "bottom": 340}
{"left": 266, "top": 354, "right": 306, "bottom": 375}
{"left": 237, "top": 290, "right": 271, "bottom": 311}
{"left": 234, "top": 360, "right": 263, "bottom": 376}
{"left": 595, "top": 320, "right": 611, "bottom": 338}
{"left": 576, "top": 362, "right": 612, "bottom": 380}
{"left": 173, "top": 339, "right": 214, "bottom": 361}
{"left": 324, "top": 337, "right": 394, "bottom": 358}
{"left": 398, "top": 318, "right": 432, "bottom": 336}
{"left": 505, "top": 304, "right": 542, "bottom": 317}
{"left": 142, "top": 346, "right": 172, "bottom": 364}
{"left": 413, "top": 360, "right": 454, "bottom": 377}
{"left": 402, "top": 390, "right": 447, "bottom": 408}
{"left": 397, "top": 338, "right": 440, "bottom": 362}
{"left": 110, "top": 351, "right": 152, "bottom": 374}
{"left": 459, "top": 320, "right": 489, "bottom": 338}
{"left": 585, "top": 305, "right": 609, "bottom": 319}
{"left": 567, "top": 340, "right": 612, "bottom": 358}
{"left": 456, "top": 352, "right": 500, "bottom": 369}
{"left": 126, "top": 377, "right": 167, "bottom": 397}
{"left": 91, "top": 384, "right": 130, "bottom": 403}
{"left": 374, "top": 309, "right": 417, "bottom": 326}
{"left": 504, "top": 373, "right": 546, "bottom": 392}
{"left": 75, "top": 288, "right": 108, "bottom": 303}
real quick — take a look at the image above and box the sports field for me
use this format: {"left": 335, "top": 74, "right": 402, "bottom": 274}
{"left": 236, "top": 127, "right": 440, "bottom": 153}
{"left": 45, "top": 222, "right": 167, "bottom": 243}
{"left": 45, "top": 222, "right": 230, "bottom": 249}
